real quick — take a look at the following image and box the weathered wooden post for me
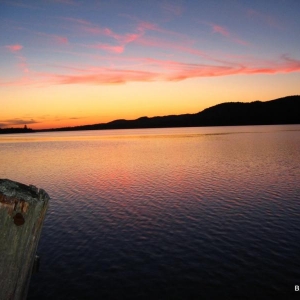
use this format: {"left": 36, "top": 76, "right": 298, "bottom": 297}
{"left": 0, "top": 179, "right": 50, "bottom": 300}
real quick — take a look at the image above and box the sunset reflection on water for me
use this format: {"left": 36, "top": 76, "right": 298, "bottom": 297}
{"left": 1, "top": 125, "right": 300, "bottom": 299}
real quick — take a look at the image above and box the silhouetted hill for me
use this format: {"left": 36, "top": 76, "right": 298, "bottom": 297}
{"left": 1, "top": 95, "right": 299, "bottom": 134}
{"left": 52, "top": 95, "right": 299, "bottom": 131}
{"left": 193, "top": 95, "right": 300, "bottom": 126}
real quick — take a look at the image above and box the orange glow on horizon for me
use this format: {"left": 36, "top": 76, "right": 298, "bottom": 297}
{"left": 1, "top": 74, "right": 299, "bottom": 130}
{"left": 1, "top": 1, "right": 300, "bottom": 130}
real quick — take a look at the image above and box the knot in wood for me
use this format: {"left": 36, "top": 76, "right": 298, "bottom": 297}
{"left": 13, "top": 212, "right": 25, "bottom": 226}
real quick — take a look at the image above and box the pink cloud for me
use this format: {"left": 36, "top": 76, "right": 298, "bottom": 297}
{"left": 65, "top": 18, "right": 125, "bottom": 41}
{"left": 209, "top": 23, "right": 249, "bottom": 46}
{"left": 5, "top": 44, "right": 23, "bottom": 52}
{"left": 119, "top": 14, "right": 181, "bottom": 37}
{"left": 83, "top": 25, "right": 114, "bottom": 36}
{"left": 45, "top": 55, "right": 300, "bottom": 85}
{"left": 64, "top": 17, "right": 193, "bottom": 57}
{"left": 68, "top": 20, "right": 141, "bottom": 54}
{"left": 212, "top": 25, "right": 229, "bottom": 37}
{"left": 1, "top": 51, "right": 300, "bottom": 87}
{"left": 54, "top": 36, "right": 68, "bottom": 44}
{"left": 137, "top": 21, "right": 190, "bottom": 40}
{"left": 52, "top": 56, "right": 300, "bottom": 85}
{"left": 53, "top": 68, "right": 159, "bottom": 85}
{"left": 3, "top": 43, "right": 30, "bottom": 75}
{"left": 3, "top": 23, "right": 300, "bottom": 88}
{"left": 159, "top": 55, "right": 300, "bottom": 81}
{"left": 73, "top": 16, "right": 186, "bottom": 43}
{"left": 138, "top": 22, "right": 160, "bottom": 32}
{"left": 74, "top": 21, "right": 144, "bottom": 54}
{"left": 17, "top": 55, "right": 30, "bottom": 73}
{"left": 90, "top": 43, "right": 125, "bottom": 54}
{"left": 119, "top": 33, "right": 141, "bottom": 44}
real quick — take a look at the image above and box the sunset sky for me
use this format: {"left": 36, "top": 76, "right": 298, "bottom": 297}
{"left": 1, "top": 0, "right": 300, "bottom": 129}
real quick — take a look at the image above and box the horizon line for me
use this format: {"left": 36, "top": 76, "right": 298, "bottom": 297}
{"left": 1, "top": 94, "right": 299, "bottom": 132}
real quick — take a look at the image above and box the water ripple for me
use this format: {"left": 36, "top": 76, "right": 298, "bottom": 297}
{"left": 1, "top": 126, "right": 299, "bottom": 299}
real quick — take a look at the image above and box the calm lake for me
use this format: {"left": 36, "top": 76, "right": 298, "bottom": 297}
{"left": 1, "top": 125, "right": 300, "bottom": 299}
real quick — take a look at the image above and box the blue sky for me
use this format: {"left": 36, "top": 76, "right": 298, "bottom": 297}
{"left": 1, "top": 0, "right": 299, "bottom": 129}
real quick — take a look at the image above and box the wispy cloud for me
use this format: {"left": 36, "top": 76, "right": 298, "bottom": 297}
{"left": 161, "top": 2, "right": 184, "bottom": 17}
{"left": 5, "top": 44, "right": 23, "bottom": 52}
{"left": 247, "top": 9, "right": 283, "bottom": 29}
{"left": 23, "top": 54, "right": 300, "bottom": 85}
{"left": 208, "top": 23, "right": 249, "bottom": 46}
{"left": 211, "top": 24, "right": 229, "bottom": 36}
{"left": 13, "top": 27, "right": 69, "bottom": 45}
{"left": 16, "top": 55, "right": 30, "bottom": 73}
{"left": 53, "top": 68, "right": 159, "bottom": 85}
{"left": 54, "top": 36, "right": 68, "bottom": 44}
{"left": 3, "top": 44, "right": 30, "bottom": 74}
{"left": 1, "top": 54, "right": 300, "bottom": 87}
{"left": 1, "top": 13, "right": 299, "bottom": 88}
{"left": 69, "top": 117, "right": 84, "bottom": 120}
{"left": 0, "top": 118, "right": 38, "bottom": 128}
{"left": 87, "top": 43, "right": 125, "bottom": 54}
{"left": 36, "top": 32, "right": 69, "bottom": 45}
{"left": 63, "top": 17, "right": 143, "bottom": 54}
{"left": 136, "top": 36, "right": 223, "bottom": 63}
{"left": 64, "top": 16, "right": 191, "bottom": 55}
{"left": 136, "top": 21, "right": 186, "bottom": 38}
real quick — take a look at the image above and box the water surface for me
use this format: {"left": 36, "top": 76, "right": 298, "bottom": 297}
{"left": 1, "top": 125, "right": 300, "bottom": 299}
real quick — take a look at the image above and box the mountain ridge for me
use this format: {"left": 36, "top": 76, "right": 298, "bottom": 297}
{"left": 1, "top": 95, "right": 299, "bottom": 134}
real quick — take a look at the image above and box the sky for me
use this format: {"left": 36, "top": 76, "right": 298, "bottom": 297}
{"left": 1, "top": 0, "right": 300, "bottom": 129}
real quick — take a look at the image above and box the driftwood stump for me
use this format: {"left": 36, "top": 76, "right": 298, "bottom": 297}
{"left": 0, "top": 179, "right": 50, "bottom": 300}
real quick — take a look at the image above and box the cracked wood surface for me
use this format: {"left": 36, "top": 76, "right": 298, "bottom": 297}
{"left": 0, "top": 179, "right": 49, "bottom": 300}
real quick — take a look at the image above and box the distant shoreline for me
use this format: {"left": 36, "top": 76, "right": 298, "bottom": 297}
{"left": 1, "top": 95, "right": 299, "bottom": 134}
